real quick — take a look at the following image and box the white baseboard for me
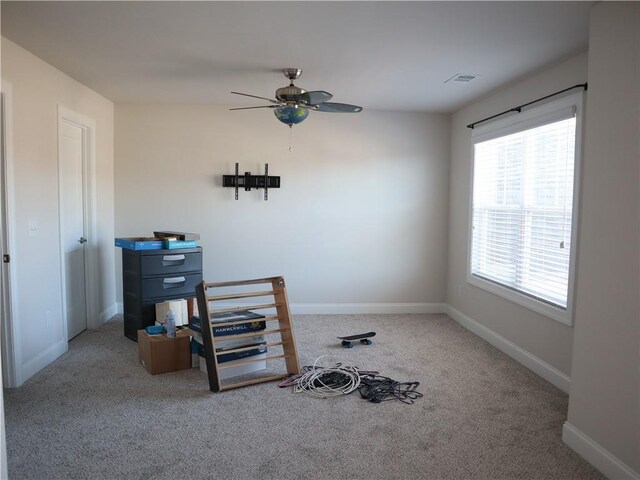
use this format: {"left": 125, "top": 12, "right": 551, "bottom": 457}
{"left": 19, "top": 339, "right": 67, "bottom": 386}
{"left": 563, "top": 422, "right": 640, "bottom": 480}
{"left": 290, "top": 303, "right": 447, "bottom": 315}
{"left": 115, "top": 301, "right": 444, "bottom": 323}
{"left": 99, "top": 303, "right": 119, "bottom": 324}
{"left": 445, "top": 305, "right": 571, "bottom": 393}
{"left": 113, "top": 301, "right": 445, "bottom": 316}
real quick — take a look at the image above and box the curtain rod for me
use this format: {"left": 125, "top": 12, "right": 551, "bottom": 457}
{"left": 466, "top": 83, "right": 588, "bottom": 130}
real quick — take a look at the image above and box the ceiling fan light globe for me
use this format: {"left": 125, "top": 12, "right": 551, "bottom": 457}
{"left": 274, "top": 106, "right": 309, "bottom": 126}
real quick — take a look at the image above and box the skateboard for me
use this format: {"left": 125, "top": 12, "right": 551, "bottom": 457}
{"left": 337, "top": 332, "right": 376, "bottom": 348}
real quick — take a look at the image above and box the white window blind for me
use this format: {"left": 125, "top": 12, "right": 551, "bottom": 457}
{"left": 470, "top": 109, "right": 577, "bottom": 310}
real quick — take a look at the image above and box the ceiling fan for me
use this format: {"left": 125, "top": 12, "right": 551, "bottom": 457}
{"left": 230, "top": 68, "right": 363, "bottom": 127}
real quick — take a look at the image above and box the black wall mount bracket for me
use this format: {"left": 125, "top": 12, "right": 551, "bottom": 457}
{"left": 223, "top": 163, "right": 280, "bottom": 200}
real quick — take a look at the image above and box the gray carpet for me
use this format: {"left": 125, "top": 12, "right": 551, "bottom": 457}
{"left": 4, "top": 314, "right": 604, "bottom": 480}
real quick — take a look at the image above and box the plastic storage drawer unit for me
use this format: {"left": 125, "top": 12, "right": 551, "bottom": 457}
{"left": 121, "top": 247, "right": 203, "bottom": 341}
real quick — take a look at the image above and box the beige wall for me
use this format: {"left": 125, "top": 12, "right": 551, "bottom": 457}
{"left": 2, "top": 4, "right": 638, "bottom": 476}
{"left": 1, "top": 38, "right": 116, "bottom": 384}
{"left": 114, "top": 104, "right": 450, "bottom": 308}
{"left": 566, "top": 2, "right": 640, "bottom": 473}
{"left": 447, "top": 53, "right": 588, "bottom": 376}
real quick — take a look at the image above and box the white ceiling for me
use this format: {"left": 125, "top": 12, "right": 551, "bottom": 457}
{"left": 1, "top": 1, "right": 593, "bottom": 113}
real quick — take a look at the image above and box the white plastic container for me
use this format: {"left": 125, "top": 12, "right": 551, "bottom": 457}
{"left": 165, "top": 310, "right": 176, "bottom": 338}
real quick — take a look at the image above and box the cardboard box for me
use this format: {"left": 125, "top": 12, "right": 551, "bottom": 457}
{"left": 189, "top": 310, "right": 265, "bottom": 335}
{"left": 138, "top": 329, "right": 191, "bottom": 375}
{"left": 163, "top": 239, "right": 198, "bottom": 250}
{"left": 114, "top": 237, "right": 164, "bottom": 250}
{"left": 199, "top": 352, "right": 267, "bottom": 380}
{"left": 191, "top": 336, "right": 266, "bottom": 363}
{"left": 187, "top": 298, "right": 198, "bottom": 320}
{"left": 155, "top": 299, "right": 188, "bottom": 327}
{"left": 154, "top": 231, "right": 200, "bottom": 241}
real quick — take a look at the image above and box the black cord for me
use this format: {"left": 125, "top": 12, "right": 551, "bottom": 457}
{"left": 358, "top": 375, "right": 423, "bottom": 404}
{"left": 311, "top": 371, "right": 353, "bottom": 390}
{"left": 293, "top": 366, "right": 423, "bottom": 403}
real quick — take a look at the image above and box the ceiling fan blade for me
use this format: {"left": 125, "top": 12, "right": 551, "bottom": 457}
{"left": 316, "top": 102, "right": 363, "bottom": 113}
{"left": 229, "top": 105, "right": 278, "bottom": 111}
{"left": 230, "top": 91, "right": 279, "bottom": 104}
{"left": 300, "top": 90, "right": 333, "bottom": 104}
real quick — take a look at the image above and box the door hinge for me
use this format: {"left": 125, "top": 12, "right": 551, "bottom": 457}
{"left": 2, "top": 254, "right": 9, "bottom": 263}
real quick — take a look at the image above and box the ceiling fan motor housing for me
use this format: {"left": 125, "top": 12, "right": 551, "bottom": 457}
{"left": 276, "top": 85, "right": 307, "bottom": 103}
{"left": 282, "top": 68, "right": 302, "bottom": 81}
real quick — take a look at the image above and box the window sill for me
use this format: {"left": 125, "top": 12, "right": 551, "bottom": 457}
{"left": 466, "top": 273, "right": 573, "bottom": 326}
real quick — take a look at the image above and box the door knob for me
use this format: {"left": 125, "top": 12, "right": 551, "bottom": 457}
{"left": 78, "top": 237, "right": 87, "bottom": 244}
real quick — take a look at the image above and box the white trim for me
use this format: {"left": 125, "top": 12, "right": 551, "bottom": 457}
{"left": 563, "top": 422, "right": 640, "bottom": 480}
{"left": 0, "top": 81, "right": 22, "bottom": 388}
{"left": 445, "top": 305, "right": 571, "bottom": 393}
{"left": 57, "top": 106, "right": 99, "bottom": 334}
{"left": 466, "top": 91, "right": 584, "bottom": 326}
{"left": 99, "top": 303, "right": 119, "bottom": 324}
{"left": 466, "top": 274, "right": 571, "bottom": 325}
{"left": 564, "top": 92, "right": 584, "bottom": 327}
{"left": 116, "top": 301, "right": 123, "bottom": 315}
{"left": 19, "top": 339, "right": 67, "bottom": 383}
{"left": 289, "top": 303, "right": 447, "bottom": 315}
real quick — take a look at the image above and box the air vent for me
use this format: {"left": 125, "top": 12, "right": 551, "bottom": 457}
{"left": 444, "top": 73, "right": 478, "bottom": 84}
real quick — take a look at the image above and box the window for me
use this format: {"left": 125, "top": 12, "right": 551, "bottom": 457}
{"left": 468, "top": 93, "right": 583, "bottom": 324}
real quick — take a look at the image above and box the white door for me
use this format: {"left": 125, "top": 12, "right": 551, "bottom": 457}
{"left": 1, "top": 91, "right": 17, "bottom": 387}
{"left": 59, "top": 120, "right": 87, "bottom": 340}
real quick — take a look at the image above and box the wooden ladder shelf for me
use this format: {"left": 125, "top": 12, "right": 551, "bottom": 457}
{"left": 195, "top": 276, "right": 301, "bottom": 392}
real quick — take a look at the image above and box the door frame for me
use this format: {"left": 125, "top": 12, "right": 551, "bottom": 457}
{"left": 1, "top": 82, "right": 21, "bottom": 388}
{"left": 57, "top": 106, "right": 98, "bottom": 338}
